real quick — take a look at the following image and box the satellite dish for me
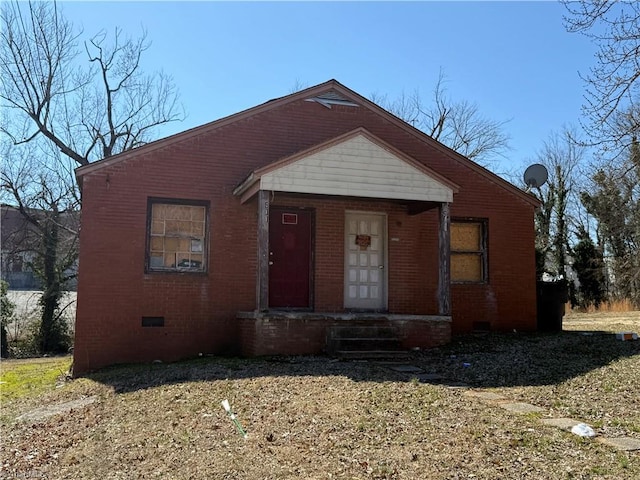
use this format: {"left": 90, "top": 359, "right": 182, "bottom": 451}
{"left": 523, "top": 163, "right": 548, "bottom": 190}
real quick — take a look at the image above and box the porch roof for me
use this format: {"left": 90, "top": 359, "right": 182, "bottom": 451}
{"left": 233, "top": 128, "right": 459, "bottom": 204}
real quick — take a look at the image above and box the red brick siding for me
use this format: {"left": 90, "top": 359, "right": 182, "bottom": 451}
{"left": 396, "top": 319, "right": 452, "bottom": 350}
{"left": 74, "top": 98, "right": 537, "bottom": 374}
{"left": 239, "top": 316, "right": 331, "bottom": 356}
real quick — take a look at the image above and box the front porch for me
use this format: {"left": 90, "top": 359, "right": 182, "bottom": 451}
{"left": 237, "top": 311, "right": 452, "bottom": 357}
{"left": 233, "top": 128, "right": 461, "bottom": 319}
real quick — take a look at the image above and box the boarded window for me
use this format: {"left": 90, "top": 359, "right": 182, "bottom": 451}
{"left": 451, "top": 220, "right": 486, "bottom": 283}
{"left": 147, "top": 201, "right": 207, "bottom": 272}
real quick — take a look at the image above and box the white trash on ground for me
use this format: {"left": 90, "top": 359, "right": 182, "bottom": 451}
{"left": 221, "top": 399, "right": 248, "bottom": 439}
{"left": 616, "top": 332, "right": 638, "bottom": 341}
{"left": 571, "top": 423, "right": 596, "bottom": 437}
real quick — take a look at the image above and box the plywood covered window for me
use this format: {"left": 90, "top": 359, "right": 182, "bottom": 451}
{"left": 451, "top": 220, "right": 487, "bottom": 283}
{"left": 147, "top": 200, "right": 208, "bottom": 272}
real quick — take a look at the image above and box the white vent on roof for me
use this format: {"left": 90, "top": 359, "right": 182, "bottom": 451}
{"left": 305, "top": 90, "right": 360, "bottom": 109}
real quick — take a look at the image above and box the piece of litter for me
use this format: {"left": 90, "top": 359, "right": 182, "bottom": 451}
{"left": 462, "top": 362, "right": 471, "bottom": 368}
{"left": 221, "top": 399, "right": 248, "bottom": 439}
{"left": 571, "top": 423, "right": 596, "bottom": 437}
{"left": 616, "top": 332, "right": 638, "bottom": 341}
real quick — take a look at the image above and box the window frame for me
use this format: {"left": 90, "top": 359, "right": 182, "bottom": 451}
{"left": 145, "top": 198, "right": 210, "bottom": 274}
{"left": 450, "top": 218, "right": 488, "bottom": 284}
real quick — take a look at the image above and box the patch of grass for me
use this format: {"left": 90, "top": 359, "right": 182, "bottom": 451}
{"left": 0, "top": 356, "right": 72, "bottom": 402}
{"left": 590, "top": 465, "right": 609, "bottom": 475}
{"left": 524, "top": 411, "right": 543, "bottom": 421}
{"left": 618, "top": 454, "right": 632, "bottom": 469}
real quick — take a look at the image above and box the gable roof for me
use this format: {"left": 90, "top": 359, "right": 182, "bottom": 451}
{"left": 233, "top": 127, "right": 459, "bottom": 204}
{"left": 75, "top": 79, "right": 539, "bottom": 207}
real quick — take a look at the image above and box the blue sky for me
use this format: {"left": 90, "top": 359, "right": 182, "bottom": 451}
{"left": 61, "top": 1, "right": 597, "bottom": 177}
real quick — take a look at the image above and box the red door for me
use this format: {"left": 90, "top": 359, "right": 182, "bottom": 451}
{"left": 269, "top": 208, "right": 313, "bottom": 308}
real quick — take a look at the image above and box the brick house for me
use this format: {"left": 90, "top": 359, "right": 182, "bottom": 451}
{"left": 73, "top": 80, "right": 539, "bottom": 375}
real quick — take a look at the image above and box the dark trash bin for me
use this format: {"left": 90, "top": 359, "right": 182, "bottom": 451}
{"left": 537, "top": 280, "right": 569, "bottom": 332}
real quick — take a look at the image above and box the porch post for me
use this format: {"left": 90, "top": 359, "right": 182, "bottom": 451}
{"left": 257, "top": 190, "right": 270, "bottom": 311}
{"left": 438, "top": 202, "right": 451, "bottom": 316}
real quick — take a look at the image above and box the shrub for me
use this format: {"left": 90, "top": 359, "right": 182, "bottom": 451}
{"left": 1, "top": 280, "right": 15, "bottom": 358}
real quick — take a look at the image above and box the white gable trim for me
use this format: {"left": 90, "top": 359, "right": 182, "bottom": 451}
{"left": 255, "top": 133, "right": 454, "bottom": 203}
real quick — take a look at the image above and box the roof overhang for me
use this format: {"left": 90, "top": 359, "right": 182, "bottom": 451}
{"left": 233, "top": 128, "right": 459, "bottom": 205}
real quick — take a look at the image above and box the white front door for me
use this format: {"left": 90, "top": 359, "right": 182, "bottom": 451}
{"left": 344, "top": 212, "right": 387, "bottom": 310}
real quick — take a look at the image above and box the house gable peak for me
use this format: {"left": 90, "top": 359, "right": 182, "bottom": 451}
{"left": 304, "top": 88, "right": 360, "bottom": 109}
{"left": 234, "top": 127, "right": 459, "bottom": 204}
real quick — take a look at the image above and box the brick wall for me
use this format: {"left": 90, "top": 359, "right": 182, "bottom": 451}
{"left": 73, "top": 96, "right": 537, "bottom": 374}
{"left": 239, "top": 315, "right": 331, "bottom": 356}
{"left": 238, "top": 313, "right": 451, "bottom": 356}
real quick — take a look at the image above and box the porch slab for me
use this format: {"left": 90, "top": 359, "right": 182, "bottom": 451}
{"left": 541, "top": 417, "right": 582, "bottom": 430}
{"left": 463, "top": 390, "right": 509, "bottom": 402}
{"left": 17, "top": 396, "right": 98, "bottom": 423}
{"left": 596, "top": 437, "right": 640, "bottom": 451}
{"left": 498, "top": 402, "right": 545, "bottom": 414}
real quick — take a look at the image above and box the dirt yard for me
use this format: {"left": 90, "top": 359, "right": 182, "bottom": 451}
{"left": 1, "top": 310, "right": 638, "bottom": 479}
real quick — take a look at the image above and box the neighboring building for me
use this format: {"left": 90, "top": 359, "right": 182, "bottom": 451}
{"left": 1, "top": 204, "right": 41, "bottom": 289}
{"left": 73, "top": 80, "right": 540, "bottom": 374}
{"left": 1, "top": 204, "right": 79, "bottom": 290}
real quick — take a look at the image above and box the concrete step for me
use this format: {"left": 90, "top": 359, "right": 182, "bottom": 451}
{"left": 326, "top": 324, "right": 408, "bottom": 359}
{"left": 333, "top": 350, "right": 411, "bottom": 360}
{"left": 329, "top": 337, "right": 402, "bottom": 351}
{"left": 328, "top": 325, "right": 399, "bottom": 339}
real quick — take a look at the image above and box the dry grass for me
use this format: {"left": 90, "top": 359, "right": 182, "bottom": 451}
{"left": 0, "top": 311, "right": 638, "bottom": 479}
{"left": 571, "top": 298, "right": 638, "bottom": 314}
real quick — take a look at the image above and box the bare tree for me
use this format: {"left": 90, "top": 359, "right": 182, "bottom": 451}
{"left": 530, "top": 128, "right": 584, "bottom": 280}
{"left": 562, "top": 0, "right": 640, "bottom": 159}
{"left": 1, "top": 140, "right": 79, "bottom": 353}
{"left": 370, "top": 71, "right": 511, "bottom": 168}
{"left": 580, "top": 140, "right": 640, "bottom": 305}
{"left": 288, "top": 79, "right": 310, "bottom": 94}
{"left": 0, "top": 0, "right": 184, "bottom": 167}
{"left": 0, "top": 0, "right": 184, "bottom": 353}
